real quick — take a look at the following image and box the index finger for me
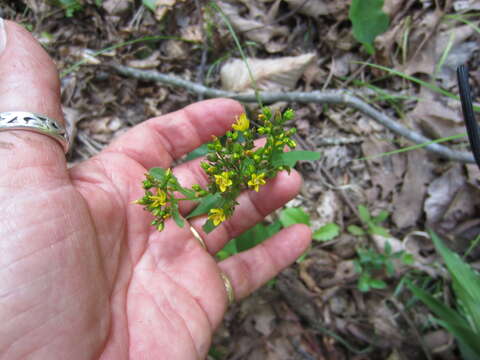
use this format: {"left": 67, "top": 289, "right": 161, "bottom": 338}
{"left": 104, "top": 98, "right": 243, "bottom": 169}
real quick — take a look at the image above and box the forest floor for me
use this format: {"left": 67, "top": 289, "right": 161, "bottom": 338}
{"left": 3, "top": 0, "right": 480, "bottom": 359}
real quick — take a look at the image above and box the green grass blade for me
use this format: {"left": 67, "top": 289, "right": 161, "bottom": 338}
{"left": 444, "top": 14, "right": 480, "bottom": 35}
{"left": 359, "top": 133, "right": 467, "bottom": 161}
{"left": 408, "top": 281, "right": 480, "bottom": 356}
{"left": 358, "top": 62, "right": 480, "bottom": 112}
{"left": 60, "top": 35, "right": 197, "bottom": 78}
{"left": 209, "top": 1, "right": 263, "bottom": 107}
{"left": 429, "top": 231, "right": 480, "bottom": 332}
{"left": 430, "top": 231, "right": 480, "bottom": 301}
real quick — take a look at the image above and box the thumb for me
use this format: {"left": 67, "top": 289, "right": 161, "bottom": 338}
{"left": 0, "top": 19, "right": 67, "bottom": 171}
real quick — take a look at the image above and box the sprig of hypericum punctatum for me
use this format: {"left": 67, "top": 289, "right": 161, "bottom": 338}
{"left": 136, "top": 107, "right": 318, "bottom": 233}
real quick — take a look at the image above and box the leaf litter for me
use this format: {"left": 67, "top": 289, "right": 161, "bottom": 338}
{"left": 7, "top": 0, "right": 480, "bottom": 358}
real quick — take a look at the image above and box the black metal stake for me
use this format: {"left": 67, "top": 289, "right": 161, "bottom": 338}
{"left": 457, "top": 65, "right": 480, "bottom": 170}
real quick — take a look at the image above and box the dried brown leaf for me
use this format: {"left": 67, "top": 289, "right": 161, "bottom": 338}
{"left": 220, "top": 54, "right": 316, "bottom": 92}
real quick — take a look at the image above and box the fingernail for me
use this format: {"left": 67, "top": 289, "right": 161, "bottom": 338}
{"left": 0, "top": 18, "right": 6, "bottom": 54}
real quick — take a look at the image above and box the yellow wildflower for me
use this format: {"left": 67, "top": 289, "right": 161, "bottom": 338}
{"left": 150, "top": 190, "right": 167, "bottom": 207}
{"left": 248, "top": 173, "right": 266, "bottom": 192}
{"left": 232, "top": 113, "right": 250, "bottom": 132}
{"left": 214, "top": 171, "right": 233, "bottom": 192}
{"left": 209, "top": 208, "right": 226, "bottom": 226}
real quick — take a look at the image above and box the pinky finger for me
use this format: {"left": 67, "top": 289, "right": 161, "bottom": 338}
{"left": 218, "top": 224, "right": 311, "bottom": 301}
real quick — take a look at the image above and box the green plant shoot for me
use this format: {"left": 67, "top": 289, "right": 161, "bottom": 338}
{"left": 349, "top": 0, "right": 389, "bottom": 54}
{"left": 408, "top": 231, "right": 480, "bottom": 359}
{"left": 135, "top": 108, "right": 320, "bottom": 233}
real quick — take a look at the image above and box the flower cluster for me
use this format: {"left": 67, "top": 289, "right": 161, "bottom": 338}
{"left": 136, "top": 107, "right": 299, "bottom": 233}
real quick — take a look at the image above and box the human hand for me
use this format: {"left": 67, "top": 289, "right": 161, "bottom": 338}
{"left": 0, "top": 20, "right": 311, "bottom": 359}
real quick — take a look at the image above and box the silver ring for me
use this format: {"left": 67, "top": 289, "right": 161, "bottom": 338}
{"left": 0, "top": 111, "right": 69, "bottom": 153}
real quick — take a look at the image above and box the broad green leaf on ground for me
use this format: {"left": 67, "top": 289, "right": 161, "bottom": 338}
{"left": 313, "top": 223, "right": 340, "bottom": 242}
{"left": 368, "top": 224, "right": 390, "bottom": 237}
{"left": 186, "top": 193, "right": 222, "bottom": 219}
{"left": 349, "top": 0, "right": 389, "bottom": 54}
{"left": 279, "top": 207, "right": 310, "bottom": 228}
{"left": 271, "top": 150, "right": 320, "bottom": 168}
{"left": 217, "top": 221, "right": 282, "bottom": 259}
{"left": 236, "top": 221, "right": 282, "bottom": 252}
{"left": 348, "top": 225, "right": 365, "bottom": 236}
{"left": 373, "top": 210, "right": 389, "bottom": 223}
{"left": 358, "top": 205, "right": 371, "bottom": 223}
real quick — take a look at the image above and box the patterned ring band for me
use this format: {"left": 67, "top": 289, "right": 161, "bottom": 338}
{"left": 0, "top": 111, "right": 69, "bottom": 153}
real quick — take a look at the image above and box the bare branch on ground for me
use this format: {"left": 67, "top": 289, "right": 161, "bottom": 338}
{"left": 110, "top": 64, "right": 474, "bottom": 164}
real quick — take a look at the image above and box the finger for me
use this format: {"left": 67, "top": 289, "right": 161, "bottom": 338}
{"left": 104, "top": 98, "right": 243, "bottom": 169}
{"left": 0, "top": 20, "right": 67, "bottom": 181}
{"left": 189, "top": 170, "right": 303, "bottom": 254}
{"left": 218, "top": 224, "right": 311, "bottom": 300}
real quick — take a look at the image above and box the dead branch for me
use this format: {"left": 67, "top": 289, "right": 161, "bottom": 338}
{"left": 110, "top": 64, "right": 474, "bottom": 164}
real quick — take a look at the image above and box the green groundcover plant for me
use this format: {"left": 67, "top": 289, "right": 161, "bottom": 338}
{"left": 408, "top": 231, "right": 480, "bottom": 360}
{"left": 136, "top": 107, "right": 320, "bottom": 233}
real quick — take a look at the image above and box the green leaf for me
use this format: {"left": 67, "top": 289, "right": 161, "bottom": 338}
{"left": 217, "top": 239, "right": 238, "bottom": 260}
{"left": 149, "top": 167, "right": 167, "bottom": 180}
{"left": 348, "top": 225, "right": 365, "bottom": 236}
{"left": 349, "top": 0, "right": 389, "bottom": 54}
{"left": 384, "top": 241, "right": 392, "bottom": 255}
{"left": 354, "top": 260, "right": 362, "bottom": 274}
{"left": 408, "top": 281, "right": 480, "bottom": 356}
{"left": 202, "top": 219, "right": 216, "bottom": 234}
{"left": 385, "top": 260, "right": 395, "bottom": 276}
{"left": 271, "top": 150, "right": 320, "bottom": 168}
{"left": 142, "top": 0, "right": 157, "bottom": 11}
{"left": 429, "top": 231, "right": 480, "bottom": 333}
{"left": 186, "top": 193, "right": 222, "bottom": 219}
{"left": 358, "top": 205, "right": 371, "bottom": 223}
{"left": 236, "top": 221, "right": 282, "bottom": 252}
{"left": 369, "top": 224, "right": 390, "bottom": 237}
{"left": 279, "top": 207, "right": 310, "bottom": 228}
{"left": 313, "top": 223, "right": 340, "bottom": 242}
{"left": 402, "top": 253, "right": 414, "bottom": 265}
{"left": 369, "top": 278, "right": 387, "bottom": 289}
{"left": 358, "top": 274, "right": 371, "bottom": 292}
{"left": 171, "top": 204, "right": 184, "bottom": 228}
{"left": 373, "top": 210, "right": 389, "bottom": 224}
{"left": 185, "top": 144, "right": 209, "bottom": 161}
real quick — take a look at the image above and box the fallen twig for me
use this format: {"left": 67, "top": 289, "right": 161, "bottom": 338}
{"left": 110, "top": 64, "right": 474, "bottom": 164}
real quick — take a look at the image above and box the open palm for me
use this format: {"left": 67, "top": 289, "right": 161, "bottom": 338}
{"left": 0, "top": 21, "right": 311, "bottom": 360}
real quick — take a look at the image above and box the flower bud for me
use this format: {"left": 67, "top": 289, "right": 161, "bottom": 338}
{"left": 143, "top": 180, "right": 153, "bottom": 189}
{"left": 283, "top": 108, "right": 295, "bottom": 121}
{"left": 207, "top": 153, "right": 218, "bottom": 162}
{"left": 262, "top": 107, "right": 272, "bottom": 119}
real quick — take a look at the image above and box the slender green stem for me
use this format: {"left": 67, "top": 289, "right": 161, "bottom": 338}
{"left": 210, "top": 1, "right": 263, "bottom": 107}
{"left": 60, "top": 35, "right": 198, "bottom": 78}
